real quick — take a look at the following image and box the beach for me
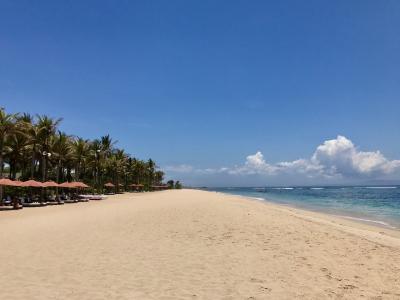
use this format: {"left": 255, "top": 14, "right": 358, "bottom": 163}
{"left": 1, "top": 189, "right": 399, "bottom": 299}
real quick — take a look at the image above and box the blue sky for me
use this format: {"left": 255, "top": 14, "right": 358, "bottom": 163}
{"left": 1, "top": 1, "right": 399, "bottom": 185}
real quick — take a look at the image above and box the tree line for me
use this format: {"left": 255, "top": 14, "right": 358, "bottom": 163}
{"left": 0, "top": 107, "right": 180, "bottom": 194}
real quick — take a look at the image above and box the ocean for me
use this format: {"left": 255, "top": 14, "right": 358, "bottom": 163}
{"left": 202, "top": 186, "right": 400, "bottom": 229}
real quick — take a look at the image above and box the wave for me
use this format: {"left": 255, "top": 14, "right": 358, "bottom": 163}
{"left": 310, "top": 187, "right": 324, "bottom": 190}
{"left": 271, "top": 187, "right": 294, "bottom": 190}
{"left": 364, "top": 186, "right": 398, "bottom": 189}
{"left": 335, "top": 215, "right": 396, "bottom": 229}
{"left": 247, "top": 196, "right": 266, "bottom": 201}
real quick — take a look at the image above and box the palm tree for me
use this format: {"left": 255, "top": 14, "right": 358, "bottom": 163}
{"left": 0, "top": 108, "right": 19, "bottom": 177}
{"left": 36, "top": 115, "right": 62, "bottom": 182}
{"left": 147, "top": 159, "right": 155, "bottom": 188}
{"left": 50, "top": 131, "right": 72, "bottom": 182}
{"left": 5, "top": 128, "right": 29, "bottom": 179}
{"left": 154, "top": 170, "right": 165, "bottom": 185}
{"left": 71, "top": 137, "right": 90, "bottom": 181}
{"left": 0, "top": 108, "right": 172, "bottom": 199}
{"left": 113, "top": 149, "right": 128, "bottom": 192}
{"left": 50, "top": 131, "right": 72, "bottom": 202}
{"left": 0, "top": 108, "right": 19, "bottom": 204}
{"left": 101, "top": 134, "right": 116, "bottom": 158}
{"left": 89, "top": 139, "right": 103, "bottom": 191}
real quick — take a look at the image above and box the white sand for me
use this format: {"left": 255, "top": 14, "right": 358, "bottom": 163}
{"left": 0, "top": 189, "right": 399, "bottom": 299}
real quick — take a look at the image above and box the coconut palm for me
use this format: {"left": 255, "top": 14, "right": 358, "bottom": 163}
{"left": 50, "top": 131, "right": 72, "bottom": 183}
{"left": 0, "top": 107, "right": 169, "bottom": 201}
{"left": 36, "top": 115, "right": 62, "bottom": 181}
{"left": 0, "top": 108, "right": 19, "bottom": 177}
{"left": 0, "top": 108, "right": 19, "bottom": 204}
{"left": 71, "top": 137, "right": 90, "bottom": 181}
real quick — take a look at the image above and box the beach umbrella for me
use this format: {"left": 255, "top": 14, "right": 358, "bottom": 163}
{"left": 12, "top": 181, "right": 26, "bottom": 187}
{"left": 0, "top": 178, "right": 21, "bottom": 186}
{"left": 104, "top": 182, "right": 115, "bottom": 187}
{"left": 59, "top": 182, "right": 76, "bottom": 188}
{"left": 42, "top": 180, "right": 60, "bottom": 187}
{"left": 0, "top": 179, "right": 24, "bottom": 209}
{"left": 22, "top": 180, "right": 44, "bottom": 188}
{"left": 70, "top": 182, "right": 89, "bottom": 188}
{"left": 77, "top": 182, "right": 89, "bottom": 188}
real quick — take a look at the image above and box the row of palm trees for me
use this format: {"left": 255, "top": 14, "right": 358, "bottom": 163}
{"left": 0, "top": 107, "right": 168, "bottom": 201}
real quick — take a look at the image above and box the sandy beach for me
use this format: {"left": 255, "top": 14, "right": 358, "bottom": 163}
{"left": 1, "top": 189, "right": 399, "bottom": 299}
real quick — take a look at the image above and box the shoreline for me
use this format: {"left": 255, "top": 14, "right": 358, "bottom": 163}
{"left": 205, "top": 187, "right": 400, "bottom": 229}
{"left": 209, "top": 190, "right": 400, "bottom": 247}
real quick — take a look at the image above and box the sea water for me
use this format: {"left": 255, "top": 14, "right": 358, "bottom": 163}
{"left": 202, "top": 186, "right": 400, "bottom": 229}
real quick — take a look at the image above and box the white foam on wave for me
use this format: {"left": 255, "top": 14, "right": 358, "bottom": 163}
{"left": 310, "top": 187, "right": 324, "bottom": 190}
{"left": 271, "top": 187, "right": 294, "bottom": 190}
{"left": 364, "top": 186, "right": 397, "bottom": 189}
{"left": 248, "top": 196, "right": 266, "bottom": 201}
{"left": 335, "top": 215, "right": 397, "bottom": 229}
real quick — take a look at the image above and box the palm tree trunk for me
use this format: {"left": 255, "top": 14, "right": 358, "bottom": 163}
{"left": 56, "top": 160, "right": 61, "bottom": 203}
{"left": 0, "top": 151, "right": 4, "bottom": 205}
{"left": 31, "top": 147, "right": 36, "bottom": 179}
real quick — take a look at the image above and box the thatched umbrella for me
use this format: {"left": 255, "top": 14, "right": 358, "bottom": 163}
{"left": 42, "top": 181, "right": 61, "bottom": 203}
{"left": 0, "top": 179, "right": 23, "bottom": 209}
{"left": 104, "top": 182, "right": 115, "bottom": 194}
{"left": 129, "top": 183, "right": 144, "bottom": 192}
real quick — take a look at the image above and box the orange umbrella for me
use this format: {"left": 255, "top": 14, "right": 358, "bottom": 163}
{"left": 22, "top": 180, "right": 44, "bottom": 188}
{"left": 43, "top": 180, "right": 60, "bottom": 187}
{"left": 104, "top": 182, "right": 115, "bottom": 187}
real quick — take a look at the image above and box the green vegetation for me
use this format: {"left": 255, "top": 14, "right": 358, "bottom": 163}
{"left": 0, "top": 107, "right": 169, "bottom": 194}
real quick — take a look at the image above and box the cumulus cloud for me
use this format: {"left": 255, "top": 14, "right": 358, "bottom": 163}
{"left": 165, "top": 136, "right": 400, "bottom": 181}
{"left": 311, "top": 136, "right": 400, "bottom": 177}
{"left": 227, "top": 152, "right": 278, "bottom": 175}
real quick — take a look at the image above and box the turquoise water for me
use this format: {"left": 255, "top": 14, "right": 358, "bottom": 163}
{"left": 203, "top": 186, "right": 400, "bottom": 229}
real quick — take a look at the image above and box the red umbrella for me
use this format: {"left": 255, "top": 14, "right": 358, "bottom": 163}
{"left": 0, "top": 178, "right": 21, "bottom": 186}
{"left": 70, "top": 181, "right": 89, "bottom": 188}
{"left": 76, "top": 182, "right": 89, "bottom": 188}
{"left": 59, "top": 182, "right": 76, "bottom": 188}
{"left": 43, "top": 180, "right": 60, "bottom": 187}
{"left": 13, "top": 181, "right": 26, "bottom": 187}
{"left": 22, "top": 180, "right": 44, "bottom": 187}
{"left": 104, "top": 182, "right": 115, "bottom": 187}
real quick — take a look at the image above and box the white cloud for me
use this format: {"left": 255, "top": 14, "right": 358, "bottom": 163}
{"left": 311, "top": 135, "right": 400, "bottom": 177}
{"left": 227, "top": 152, "right": 278, "bottom": 175}
{"left": 165, "top": 136, "right": 400, "bottom": 181}
{"left": 164, "top": 164, "right": 194, "bottom": 173}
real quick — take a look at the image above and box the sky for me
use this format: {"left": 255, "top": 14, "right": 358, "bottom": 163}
{"left": 1, "top": 0, "right": 399, "bottom": 186}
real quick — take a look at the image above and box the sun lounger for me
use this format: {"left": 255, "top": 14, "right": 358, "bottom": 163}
{"left": 23, "top": 202, "right": 42, "bottom": 208}
{"left": 64, "top": 199, "right": 77, "bottom": 204}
